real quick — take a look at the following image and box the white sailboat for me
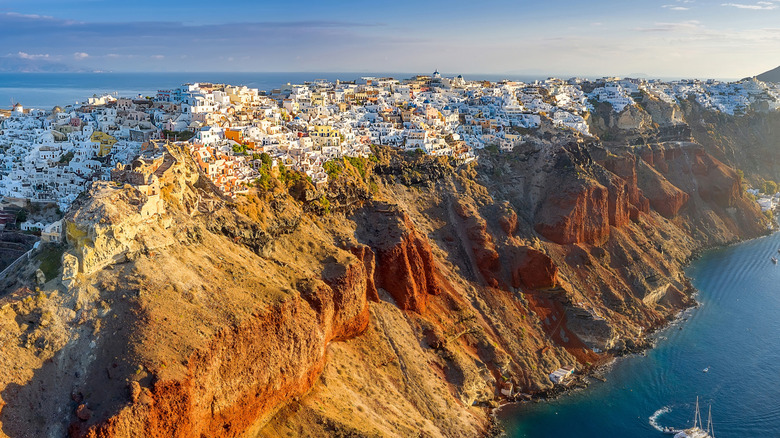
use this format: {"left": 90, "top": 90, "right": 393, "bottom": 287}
{"left": 673, "top": 397, "right": 714, "bottom": 438}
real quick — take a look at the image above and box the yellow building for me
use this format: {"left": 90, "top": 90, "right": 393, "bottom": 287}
{"left": 310, "top": 125, "right": 340, "bottom": 148}
{"left": 504, "top": 132, "right": 522, "bottom": 144}
{"left": 91, "top": 131, "right": 118, "bottom": 157}
{"left": 311, "top": 92, "right": 326, "bottom": 106}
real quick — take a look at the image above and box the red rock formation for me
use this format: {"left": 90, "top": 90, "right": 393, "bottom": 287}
{"left": 636, "top": 160, "right": 689, "bottom": 218}
{"left": 498, "top": 206, "right": 518, "bottom": 236}
{"left": 467, "top": 227, "right": 501, "bottom": 288}
{"left": 534, "top": 178, "right": 610, "bottom": 245}
{"left": 347, "top": 243, "right": 380, "bottom": 302}
{"left": 605, "top": 175, "right": 631, "bottom": 228}
{"left": 70, "top": 260, "right": 370, "bottom": 438}
{"left": 358, "top": 206, "right": 443, "bottom": 313}
{"left": 511, "top": 247, "right": 558, "bottom": 290}
{"left": 374, "top": 230, "right": 442, "bottom": 313}
{"left": 689, "top": 148, "right": 741, "bottom": 208}
{"left": 455, "top": 201, "right": 501, "bottom": 287}
{"left": 640, "top": 146, "right": 682, "bottom": 174}
{"left": 628, "top": 205, "right": 641, "bottom": 222}
{"left": 602, "top": 153, "right": 650, "bottom": 215}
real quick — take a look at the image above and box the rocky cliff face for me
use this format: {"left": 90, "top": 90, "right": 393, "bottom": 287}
{"left": 0, "top": 145, "right": 374, "bottom": 438}
{"left": 0, "top": 131, "right": 769, "bottom": 438}
{"left": 353, "top": 204, "right": 442, "bottom": 313}
{"left": 257, "top": 139, "right": 765, "bottom": 436}
{"left": 680, "top": 100, "right": 780, "bottom": 185}
{"left": 534, "top": 175, "right": 611, "bottom": 245}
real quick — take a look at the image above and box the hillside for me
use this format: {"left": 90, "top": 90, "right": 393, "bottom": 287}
{"left": 0, "top": 111, "right": 768, "bottom": 438}
{"left": 757, "top": 65, "right": 780, "bottom": 83}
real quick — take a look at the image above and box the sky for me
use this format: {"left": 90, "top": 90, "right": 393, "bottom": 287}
{"left": 0, "top": 0, "right": 779, "bottom": 79}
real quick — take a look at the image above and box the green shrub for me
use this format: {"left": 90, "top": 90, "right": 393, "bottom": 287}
{"left": 323, "top": 160, "right": 343, "bottom": 180}
{"left": 345, "top": 156, "right": 368, "bottom": 179}
{"left": 319, "top": 197, "right": 331, "bottom": 214}
{"left": 763, "top": 180, "right": 777, "bottom": 195}
{"left": 254, "top": 172, "right": 272, "bottom": 190}
{"left": 161, "top": 130, "right": 195, "bottom": 141}
{"left": 232, "top": 143, "right": 247, "bottom": 155}
{"left": 58, "top": 151, "right": 74, "bottom": 164}
{"left": 278, "top": 164, "right": 303, "bottom": 186}
{"left": 259, "top": 152, "right": 272, "bottom": 167}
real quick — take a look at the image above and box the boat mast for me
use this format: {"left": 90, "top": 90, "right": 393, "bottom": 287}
{"left": 693, "top": 396, "right": 701, "bottom": 429}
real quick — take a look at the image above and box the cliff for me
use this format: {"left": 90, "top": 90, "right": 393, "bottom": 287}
{"left": 679, "top": 99, "right": 780, "bottom": 184}
{"left": 1, "top": 145, "right": 373, "bottom": 438}
{"left": 0, "top": 134, "right": 769, "bottom": 438}
{"left": 757, "top": 65, "right": 780, "bottom": 83}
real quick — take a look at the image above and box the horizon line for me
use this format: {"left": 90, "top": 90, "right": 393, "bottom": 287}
{"left": 0, "top": 71, "right": 747, "bottom": 82}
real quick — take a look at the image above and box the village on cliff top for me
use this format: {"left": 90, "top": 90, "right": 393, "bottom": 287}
{"left": 1, "top": 72, "right": 780, "bottom": 237}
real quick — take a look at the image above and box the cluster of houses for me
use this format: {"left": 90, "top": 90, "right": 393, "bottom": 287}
{"left": 2, "top": 73, "right": 780, "bottom": 214}
{"left": 0, "top": 101, "right": 145, "bottom": 212}
{"left": 747, "top": 188, "right": 780, "bottom": 213}
{"left": 601, "top": 76, "right": 780, "bottom": 116}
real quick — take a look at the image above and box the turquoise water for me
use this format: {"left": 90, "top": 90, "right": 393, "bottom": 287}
{"left": 499, "top": 231, "right": 780, "bottom": 437}
{"left": 0, "top": 72, "right": 549, "bottom": 110}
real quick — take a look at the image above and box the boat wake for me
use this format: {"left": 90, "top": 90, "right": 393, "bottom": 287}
{"left": 650, "top": 406, "right": 672, "bottom": 432}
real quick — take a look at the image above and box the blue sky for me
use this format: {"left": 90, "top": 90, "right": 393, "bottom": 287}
{"left": 1, "top": 0, "right": 779, "bottom": 78}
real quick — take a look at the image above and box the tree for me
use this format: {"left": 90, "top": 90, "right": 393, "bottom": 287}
{"left": 764, "top": 180, "right": 778, "bottom": 195}
{"left": 59, "top": 151, "right": 74, "bottom": 164}
{"left": 259, "top": 153, "right": 272, "bottom": 167}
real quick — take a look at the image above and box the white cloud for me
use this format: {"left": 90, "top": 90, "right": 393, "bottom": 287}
{"left": 636, "top": 20, "right": 703, "bottom": 32}
{"left": 73, "top": 52, "right": 89, "bottom": 59}
{"left": 4, "top": 12, "right": 54, "bottom": 20}
{"left": 722, "top": 2, "right": 778, "bottom": 9}
{"left": 15, "top": 51, "right": 50, "bottom": 60}
{"left": 663, "top": 5, "right": 691, "bottom": 10}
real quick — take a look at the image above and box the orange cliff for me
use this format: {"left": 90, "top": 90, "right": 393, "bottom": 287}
{"left": 533, "top": 142, "right": 758, "bottom": 246}
{"left": 72, "top": 274, "right": 369, "bottom": 438}
{"left": 511, "top": 247, "right": 558, "bottom": 290}
{"left": 0, "top": 144, "right": 378, "bottom": 438}
{"left": 60, "top": 199, "right": 373, "bottom": 437}
{"left": 534, "top": 177, "right": 611, "bottom": 245}
{"left": 353, "top": 204, "right": 443, "bottom": 313}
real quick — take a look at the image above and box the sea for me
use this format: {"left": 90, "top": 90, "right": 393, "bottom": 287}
{"left": 0, "top": 72, "right": 551, "bottom": 110}
{"left": 499, "top": 230, "right": 780, "bottom": 437}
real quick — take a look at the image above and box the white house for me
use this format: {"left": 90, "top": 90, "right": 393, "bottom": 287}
{"left": 549, "top": 366, "right": 575, "bottom": 384}
{"left": 41, "top": 220, "right": 63, "bottom": 243}
{"left": 198, "top": 126, "right": 224, "bottom": 145}
{"left": 21, "top": 220, "right": 45, "bottom": 232}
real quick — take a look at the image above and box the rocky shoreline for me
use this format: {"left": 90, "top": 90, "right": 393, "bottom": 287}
{"left": 490, "top": 225, "right": 777, "bottom": 433}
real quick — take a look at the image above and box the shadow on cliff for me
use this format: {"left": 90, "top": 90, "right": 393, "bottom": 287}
{"left": 351, "top": 201, "right": 443, "bottom": 314}
{"left": 0, "top": 275, "right": 144, "bottom": 437}
{"left": 1, "top": 362, "right": 73, "bottom": 438}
